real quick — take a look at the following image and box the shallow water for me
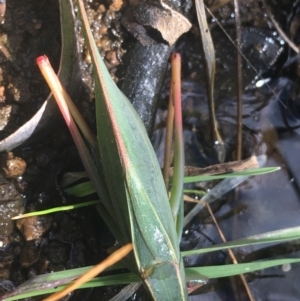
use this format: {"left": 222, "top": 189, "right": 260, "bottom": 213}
{"left": 152, "top": 71, "right": 300, "bottom": 300}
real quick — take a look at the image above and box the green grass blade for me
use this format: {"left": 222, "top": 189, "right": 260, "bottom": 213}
{"left": 182, "top": 226, "right": 300, "bottom": 256}
{"left": 4, "top": 223, "right": 300, "bottom": 301}
{"left": 183, "top": 167, "right": 280, "bottom": 183}
{"left": 4, "top": 256, "right": 300, "bottom": 300}
{"left": 11, "top": 200, "right": 100, "bottom": 220}
{"left": 64, "top": 181, "right": 95, "bottom": 197}
{"left": 184, "top": 189, "right": 206, "bottom": 196}
{"left": 1, "top": 273, "right": 140, "bottom": 301}
{"left": 184, "top": 166, "right": 280, "bottom": 226}
{"left": 185, "top": 258, "right": 300, "bottom": 279}
{"left": 184, "top": 176, "right": 248, "bottom": 226}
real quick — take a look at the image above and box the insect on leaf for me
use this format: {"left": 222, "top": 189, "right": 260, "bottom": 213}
{"left": 76, "top": 0, "right": 188, "bottom": 299}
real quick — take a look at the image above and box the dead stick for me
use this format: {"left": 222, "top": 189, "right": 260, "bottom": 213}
{"left": 169, "top": 155, "right": 258, "bottom": 177}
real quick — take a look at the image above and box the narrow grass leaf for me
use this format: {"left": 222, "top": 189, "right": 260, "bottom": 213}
{"left": 182, "top": 226, "right": 300, "bottom": 256}
{"left": 184, "top": 166, "right": 279, "bottom": 227}
{"left": 184, "top": 189, "right": 206, "bottom": 196}
{"left": 186, "top": 258, "right": 300, "bottom": 279}
{"left": 183, "top": 167, "right": 280, "bottom": 183}
{"left": 64, "top": 181, "right": 95, "bottom": 197}
{"left": 1, "top": 273, "right": 140, "bottom": 301}
{"left": 4, "top": 257, "right": 300, "bottom": 301}
{"left": 11, "top": 200, "right": 100, "bottom": 220}
{"left": 184, "top": 175, "right": 248, "bottom": 226}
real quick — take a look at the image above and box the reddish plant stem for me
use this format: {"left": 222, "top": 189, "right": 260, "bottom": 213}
{"left": 169, "top": 53, "right": 185, "bottom": 238}
{"left": 36, "top": 56, "right": 97, "bottom": 151}
{"left": 163, "top": 69, "right": 175, "bottom": 188}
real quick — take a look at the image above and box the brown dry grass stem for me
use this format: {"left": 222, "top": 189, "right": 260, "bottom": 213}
{"left": 169, "top": 156, "right": 259, "bottom": 177}
{"left": 42, "top": 244, "right": 133, "bottom": 301}
{"left": 195, "top": 0, "right": 225, "bottom": 163}
{"left": 233, "top": 0, "right": 243, "bottom": 160}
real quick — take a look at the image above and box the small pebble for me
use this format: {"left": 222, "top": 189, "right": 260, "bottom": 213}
{"left": 1, "top": 152, "right": 26, "bottom": 178}
{"left": 16, "top": 216, "right": 52, "bottom": 241}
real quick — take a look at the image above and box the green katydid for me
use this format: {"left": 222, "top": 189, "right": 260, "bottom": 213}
{"left": 36, "top": 0, "right": 189, "bottom": 300}
{"left": 76, "top": 0, "right": 188, "bottom": 299}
